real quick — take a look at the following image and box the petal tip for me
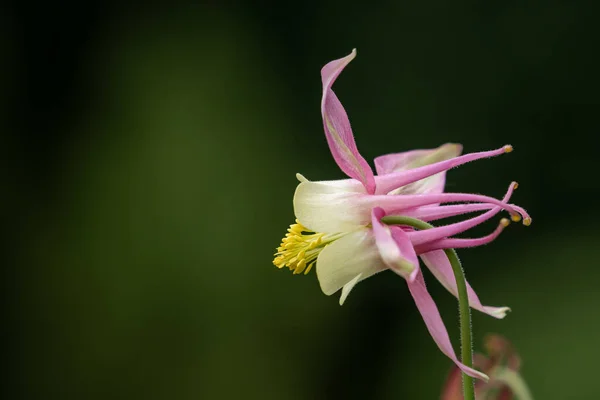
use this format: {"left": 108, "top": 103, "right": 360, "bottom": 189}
{"left": 485, "top": 306, "right": 511, "bottom": 319}
{"left": 339, "top": 273, "right": 363, "bottom": 305}
{"left": 440, "top": 142, "right": 464, "bottom": 157}
{"left": 479, "top": 371, "right": 490, "bottom": 383}
{"left": 296, "top": 173, "right": 309, "bottom": 183}
{"left": 407, "top": 265, "right": 419, "bottom": 282}
{"left": 393, "top": 261, "right": 417, "bottom": 281}
{"left": 462, "top": 366, "right": 489, "bottom": 382}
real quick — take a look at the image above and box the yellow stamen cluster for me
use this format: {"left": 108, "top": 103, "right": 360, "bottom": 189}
{"left": 273, "top": 220, "right": 334, "bottom": 275}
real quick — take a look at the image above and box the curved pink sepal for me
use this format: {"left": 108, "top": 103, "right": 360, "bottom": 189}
{"left": 321, "top": 49, "right": 376, "bottom": 194}
{"left": 420, "top": 250, "right": 510, "bottom": 319}
{"left": 406, "top": 269, "right": 489, "bottom": 381}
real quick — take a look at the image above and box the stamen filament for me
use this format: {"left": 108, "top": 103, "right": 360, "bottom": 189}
{"left": 273, "top": 220, "right": 345, "bottom": 275}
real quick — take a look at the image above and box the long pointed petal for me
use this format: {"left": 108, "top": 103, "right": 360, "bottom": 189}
{"left": 406, "top": 269, "right": 489, "bottom": 381}
{"left": 406, "top": 182, "right": 516, "bottom": 246}
{"left": 420, "top": 250, "right": 510, "bottom": 319}
{"left": 374, "top": 143, "right": 462, "bottom": 195}
{"left": 415, "top": 218, "right": 509, "bottom": 253}
{"left": 321, "top": 49, "right": 375, "bottom": 193}
{"left": 371, "top": 208, "right": 418, "bottom": 281}
{"left": 374, "top": 145, "right": 512, "bottom": 195}
{"left": 368, "top": 191, "right": 527, "bottom": 222}
{"left": 315, "top": 228, "right": 387, "bottom": 297}
{"left": 401, "top": 203, "right": 495, "bottom": 222}
{"left": 408, "top": 207, "right": 502, "bottom": 246}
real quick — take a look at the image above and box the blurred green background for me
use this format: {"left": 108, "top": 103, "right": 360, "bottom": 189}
{"left": 4, "top": 2, "right": 600, "bottom": 399}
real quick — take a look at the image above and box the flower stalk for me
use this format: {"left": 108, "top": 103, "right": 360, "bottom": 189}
{"left": 382, "top": 215, "right": 477, "bottom": 400}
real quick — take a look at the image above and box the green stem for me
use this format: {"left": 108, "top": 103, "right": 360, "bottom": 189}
{"left": 446, "top": 247, "right": 476, "bottom": 400}
{"left": 381, "top": 216, "right": 476, "bottom": 400}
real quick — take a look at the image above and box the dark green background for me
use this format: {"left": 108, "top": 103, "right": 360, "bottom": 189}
{"left": 4, "top": 2, "right": 599, "bottom": 399}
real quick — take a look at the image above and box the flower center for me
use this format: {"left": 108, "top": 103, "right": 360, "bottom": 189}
{"left": 273, "top": 220, "right": 344, "bottom": 275}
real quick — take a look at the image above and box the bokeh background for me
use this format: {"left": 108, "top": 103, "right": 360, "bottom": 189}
{"left": 4, "top": 2, "right": 600, "bottom": 399}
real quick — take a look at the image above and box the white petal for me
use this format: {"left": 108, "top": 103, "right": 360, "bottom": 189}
{"left": 296, "top": 173, "right": 309, "bottom": 183}
{"left": 293, "top": 180, "right": 369, "bottom": 233}
{"left": 339, "top": 273, "right": 362, "bottom": 305}
{"left": 316, "top": 228, "right": 387, "bottom": 296}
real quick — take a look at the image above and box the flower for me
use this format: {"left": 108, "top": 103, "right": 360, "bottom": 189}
{"left": 441, "top": 334, "right": 533, "bottom": 400}
{"left": 273, "top": 49, "right": 530, "bottom": 380}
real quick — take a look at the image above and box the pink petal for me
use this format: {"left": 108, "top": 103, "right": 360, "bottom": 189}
{"left": 390, "top": 226, "right": 420, "bottom": 282}
{"left": 401, "top": 203, "right": 495, "bottom": 222}
{"left": 374, "top": 143, "right": 462, "bottom": 195}
{"left": 407, "top": 206, "right": 502, "bottom": 247}
{"left": 419, "top": 250, "right": 510, "bottom": 319}
{"left": 374, "top": 145, "right": 513, "bottom": 195}
{"left": 406, "top": 181, "right": 516, "bottom": 246}
{"left": 406, "top": 269, "right": 489, "bottom": 381}
{"left": 371, "top": 208, "right": 418, "bottom": 281}
{"left": 360, "top": 191, "right": 529, "bottom": 223}
{"left": 321, "top": 49, "right": 376, "bottom": 194}
{"left": 415, "top": 218, "right": 509, "bottom": 253}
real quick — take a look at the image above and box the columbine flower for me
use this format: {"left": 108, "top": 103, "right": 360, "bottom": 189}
{"left": 441, "top": 334, "right": 533, "bottom": 400}
{"left": 273, "top": 49, "right": 530, "bottom": 380}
